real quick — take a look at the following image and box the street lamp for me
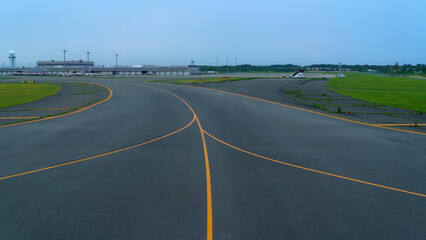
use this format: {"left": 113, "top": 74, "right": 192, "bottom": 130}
{"left": 216, "top": 56, "right": 218, "bottom": 74}
{"left": 115, "top": 54, "right": 118, "bottom": 75}
{"left": 63, "top": 50, "right": 67, "bottom": 76}
{"left": 87, "top": 52, "right": 90, "bottom": 74}
{"left": 226, "top": 56, "right": 229, "bottom": 74}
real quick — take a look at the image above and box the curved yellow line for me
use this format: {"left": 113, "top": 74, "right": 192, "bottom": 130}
{"left": 0, "top": 115, "right": 195, "bottom": 181}
{"left": 203, "top": 130, "right": 426, "bottom": 198}
{"left": 0, "top": 83, "right": 114, "bottom": 128}
{"left": 141, "top": 84, "right": 213, "bottom": 240}
{"left": 187, "top": 85, "right": 426, "bottom": 136}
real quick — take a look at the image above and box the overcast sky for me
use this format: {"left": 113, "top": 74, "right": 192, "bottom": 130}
{"left": 1, "top": 0, "right": 425, "bottom": 67}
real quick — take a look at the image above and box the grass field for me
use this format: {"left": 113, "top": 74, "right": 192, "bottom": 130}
{"left": 327, "top": 73, "right": 426, "bottom": 112}
{"left": 0, "top": 83, "right": 61, "bottom": 108}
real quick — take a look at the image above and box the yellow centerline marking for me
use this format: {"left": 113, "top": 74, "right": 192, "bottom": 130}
{"left": 198, "top": 116, "right": 213, "bottom": 240}
{"left": 203, "top": 130, "right": 426, "bottom": 198}
{"left": 0, "top": 115, "right": 195, "bottom": 181}
{"left": 142, "top": 84, "right": 213, "bottom": 240}
{"left": 2, "top": 82, "right": 214, "bottom": 239}
{"left": 186, "top": 85, "right": 426, "bottom": 136}
{"left": 0, "top": 83, "right": 113, "bottom": 128}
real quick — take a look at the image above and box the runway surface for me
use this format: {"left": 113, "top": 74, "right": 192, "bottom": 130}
{"left": 1, "top": 77, "right": 425, "bottom": 239}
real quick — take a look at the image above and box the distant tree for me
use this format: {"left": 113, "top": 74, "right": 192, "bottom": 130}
{"left": 199, "top": 63, "right": 425, "bottom": 74}
{"left": 387, "top": 65, "right": 393, "bottom": 74}
{"left": 407, "top": 64, "right": 414, "bottom": 73}
{"left": 394, "top": 62, "right": 400, "bottom": 74}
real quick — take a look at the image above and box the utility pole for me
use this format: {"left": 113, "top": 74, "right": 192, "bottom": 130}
{"left": 87, "top": 52, "right": 90, "bottom": 74}
{"left": 235, "top": 58, "right": 237, "bottom": 73}
{"left": 226, "top": 56, "right": 228, "bottom": 74}
{"left": 63, "top": 50, "right": 67, "bottom": 75}
{"left": 216, "top": 56, "right": 219, "bottom": 74}
{"left": 115, "top": 54, "right": 118, "bottom": 75}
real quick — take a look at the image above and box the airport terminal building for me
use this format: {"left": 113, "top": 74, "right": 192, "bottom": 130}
{"left": 0, "top": 60, "right": 199, "bottom": 76}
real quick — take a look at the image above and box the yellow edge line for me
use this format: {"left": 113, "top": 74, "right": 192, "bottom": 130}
{"left": 203, "top": 130, "right": 426, "bottom": 198}
{"left": 187, "top": 85, "right": 426, "bottom": 136}
{"left": 0, "top": 115, "right": 195, "bottom": 181}
{"left": 0, "top": 83, "right": 113, "bottom": 128}
{"left": 142, "top": 85, "right": 213, "bottom": 240}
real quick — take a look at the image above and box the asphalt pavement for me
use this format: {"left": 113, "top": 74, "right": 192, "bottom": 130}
{"left": 0, "top": 77, "right": 425, "bottom": 239}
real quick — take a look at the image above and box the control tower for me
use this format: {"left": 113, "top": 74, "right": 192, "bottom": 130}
{"left": 9, "top": 50, "right": 16, "bottom": 67}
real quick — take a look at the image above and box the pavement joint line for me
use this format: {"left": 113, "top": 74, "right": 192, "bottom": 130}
{"left": 203, "top": 130, "right": 426, "bottom": 198}
{"left": 184, "top": 85, "right": 426, "bottom": 136}
{"left": 0, "top": 115, "right": 196, "bottom": 182}
{"left": 141, "top": 84, "right": 213, "bottom": 240}
{"left": 0, "top": 83, "right": 113, "bottom": 128}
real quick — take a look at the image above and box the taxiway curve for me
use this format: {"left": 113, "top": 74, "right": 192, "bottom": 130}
{"left": 0, "top": 78, "right": 425, "bottom": 239}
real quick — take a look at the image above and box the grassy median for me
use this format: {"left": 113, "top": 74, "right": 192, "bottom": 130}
{"left": 0, "top": 83, "right": 61, "bottom": 108}
{"left": 327, "top": 73, "right": 426, "bottom": 112}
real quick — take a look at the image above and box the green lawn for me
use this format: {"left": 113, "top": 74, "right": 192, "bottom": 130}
{"left": 327, "top": 73, "right": 426, "bottom": 112}
{"left": 0, "top": 83, "right": 61, "bottom": 108}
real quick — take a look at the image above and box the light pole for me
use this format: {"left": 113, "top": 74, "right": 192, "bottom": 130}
{"left": 87, "top": 52, "right": 90, "bottom": 74}
{"left": 235, "top": 58, "right": 237, "bottom": 73}
{"left": 226, "top": 56, "right": 229, "bottom": 74}
{"left": 63, "top": 50, "right": 67, "bottom": 75}
{"left": 216, "top": 56, "right": 219, "bottom": 74}
{"left": 115, "top": 54, "right": 118, "bottom": 75}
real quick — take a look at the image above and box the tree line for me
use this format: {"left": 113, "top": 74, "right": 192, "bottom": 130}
{"left": 199, "top": 64, "right": 301, "bottom": 73}
{"left": 199, "top": 63, "right": 426, "bottom": 74}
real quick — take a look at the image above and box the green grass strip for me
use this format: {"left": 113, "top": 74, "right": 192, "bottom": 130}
{"left": 327, "top": 73, "right": 426, "bottom": 112}
{"left": 0, "top": 83, "right": 61, "bottom": 109}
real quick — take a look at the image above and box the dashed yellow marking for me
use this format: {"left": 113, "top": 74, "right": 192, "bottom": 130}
{"left": 203, "top": 130, "right": 426, "bottom": 198}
